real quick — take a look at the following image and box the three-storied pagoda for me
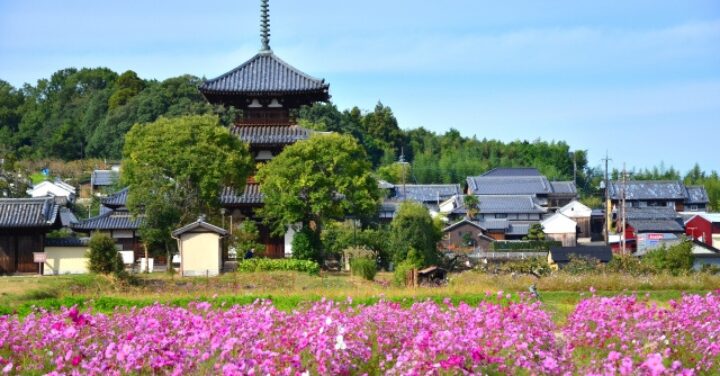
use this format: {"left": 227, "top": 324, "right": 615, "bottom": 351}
{"left": 199, "top": 0, "right": 330, "bottom": 257}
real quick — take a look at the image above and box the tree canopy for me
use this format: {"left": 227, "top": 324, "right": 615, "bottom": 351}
{"left": 388, "top": 201, "right": 443, "bottom": 266}
{"left": 122, "top": 114, "right": 252, "bottom": 254}
{"left": 256, "top": 132, "right": 379, "bottom": 240}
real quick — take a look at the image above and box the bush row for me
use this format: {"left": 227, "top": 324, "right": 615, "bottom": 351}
{"left": 490, "top": 240, "right": 562, "bottom": 251}
{"left": 235, "top": 258, "right": 320, "bottom": 275}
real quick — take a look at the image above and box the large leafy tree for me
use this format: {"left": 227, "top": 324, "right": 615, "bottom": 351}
{"left": 388, "top": 201, "right": 443, "bottom": 266}
{"left": 256, "top": 133, "right": 379, "bottom": 256}
{"left": 122, "top": 114, "right": 252, "bottom": 260}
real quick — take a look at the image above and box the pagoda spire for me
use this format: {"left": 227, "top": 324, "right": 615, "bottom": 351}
{"left": 260, "top": 0, "right": 271, "bottom": 52}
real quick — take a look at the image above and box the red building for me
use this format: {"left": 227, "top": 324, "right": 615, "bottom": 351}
{"left": 685, "top": 214, "right": 720, "bottom": 248}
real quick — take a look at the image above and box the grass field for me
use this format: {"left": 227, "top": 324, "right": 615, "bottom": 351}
{"left": 2, "top": 271, "right": 717, "bottom": 322}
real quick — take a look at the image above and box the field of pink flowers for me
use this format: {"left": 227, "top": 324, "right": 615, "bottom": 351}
{"left": 0, "top": 291, "right": 718, "bottom": 375}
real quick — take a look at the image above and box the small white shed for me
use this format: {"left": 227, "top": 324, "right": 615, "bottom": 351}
{"left": 557, "top": 200, "right": 592, "bottom": 239}
{"left": 172, "top": 217, "right": 228, "bottom": 277}
{"left": 542, "top": 213, "right": 578, "bottom": 247}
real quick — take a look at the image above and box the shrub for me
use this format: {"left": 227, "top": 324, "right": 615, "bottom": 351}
{"left": 235, "top": 258, "right": 320, "bottom": 276}
{"left": 87, "top": 232, "right": 124, "bottom": 276}
{"left": 562, "top": 255, "right": 603, "bottom": 275}
{"left": 497, "top": 257, "right": 551, "bottom": 277}
{"left": 606, "top": 254, "right": 654, "bottom": 275}
{"left": 641, "top": 241, "right": 695, "bottom": 275}
{"left": 291, "top": 228, "right": 322, "bottom": 263}
{"left": 393, "top": 249, "right": 424, "bottom": 286}
{"left": 350, "top": 258, "right": 377, "bottom": 281}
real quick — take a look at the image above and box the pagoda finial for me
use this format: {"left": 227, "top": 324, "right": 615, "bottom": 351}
{"left": 260, "top": 0, "right": 271, "bottom": 52}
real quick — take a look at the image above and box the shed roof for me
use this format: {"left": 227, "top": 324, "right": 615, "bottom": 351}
{"left": 476, "top": 219, "right": 511, "bottom": 231}
{"left": 172, "top": 219, "right": 227, "bottom": 237}
{"left": 628, "top": 219, "right": 684, "bottom": 233}
{"left": 442, "top": 218, "right": 484, "bottom": 233}
{"left": 549, "top": 181, "right": 577, "bottom": 195}
{"left": 91, "top": 170, "right": 119, "bottom": 187}
{"left": 199, "top": 52, "right": 330, "bottom": 99}
{"left": 549, "top": 246, "right": 613, "bottom": 263}
{"left": 506, "top": 223, "right": 531, "bottom": 236}
{"left": 608, "top": 180, "right": 686, "bottom": 201}
{"left": 625, "top": 207, "right": 680, "bottom": 220}
{"left": 0, "top": 198, "right": 60, "bottom": 228}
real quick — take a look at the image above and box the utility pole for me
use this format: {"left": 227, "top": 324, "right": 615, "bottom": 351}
{"left": 601, "top": 151, "right": 612, "bottom": 245}
{"left": 399, "top": 148, "right": 407, "bottom": 201}
{"left": 621, "top": 163, "right": 628, "bottom": 255}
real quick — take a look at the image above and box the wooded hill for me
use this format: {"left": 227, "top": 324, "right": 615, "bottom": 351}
{"left": 0, "top": 68, "right": 718, "bottom": 206}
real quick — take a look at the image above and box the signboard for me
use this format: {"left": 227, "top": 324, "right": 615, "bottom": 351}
{"left": 33, "top": 252, "right": 47, "bottom": 263}
{"left": 636, "top": 233, "right": 679, "bottom": 254}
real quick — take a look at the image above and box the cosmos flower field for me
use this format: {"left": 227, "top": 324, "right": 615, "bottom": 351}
{"left": 0, "top": 292, "right": 718, "bottom": 375}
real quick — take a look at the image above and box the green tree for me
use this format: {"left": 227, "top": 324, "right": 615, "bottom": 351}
{"left": 231, "top": 219, "right": 266, "bottom": 257}
{"left": 87, "top": 232, "right": 124, "bottom": 275}
{"left": 463, "top": 195, "right": 480, "bottom": 219}
{"left": 525, "top": 223, "right": 546, "bottom": 241}
{"left": 388, "top": 201, "right": 442, "bottom": 266}
{"left": 642, "top": 240, "right": 695, "bottom": 275}
{"left": 256, "top": 133, "right": 379, "bottom": 256}
{"left": 122, "top": 114, "right": 252, "bottom": 264}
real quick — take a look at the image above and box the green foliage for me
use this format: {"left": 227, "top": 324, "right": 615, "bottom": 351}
{"left": 291, "top": 228, "right": 322, "bottom": 263}
{"left": 641, "top": 241, "right": 695, "bottom": 275}
{"left": 322, "top": 221, "right": 390, "bottom": 267}
{"left": 524, "top": 223, "right": 546, "bottom": 241}
{"left": 388, "top": 202, "right": 442, "bottom": 266}
{"left": 463, "top": 195, "right": 480, "bottom": 219}
{"left": 496, "top": 257, "right": 551, "bottom": 277}
{"left": 562, "top": 255, "right": 604, "bottom": 275}
{"left": 376, "top": 162, "right": 411, "bottom": 184}
{"left": 350, "top": 258, "right": 377, "bottom": 281}
{"left": 122, "top": 114, "right": 252, "bottom": 255}
{"left": 231, "top": 220, "right": 265, "bottom": 257}
{"left": 257, "top": 133, "right": 379, "bottom": 240}
{"left": 490, "top": 240, "right": 561, "bottom": 252}
{"left": 235, "top": 258, "right": 320, "bottom": 275}
{"left": 87, "top": 232, "right": 124, "bottom": 276}
{"left": 606, "top": 254, "right": 654, "bottom": 275}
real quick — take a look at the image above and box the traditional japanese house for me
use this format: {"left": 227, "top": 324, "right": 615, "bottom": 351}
{"left": 0, "top": 198, "right": 61, "bottom": 275}
{"left": 380, "top": 183, "right": 462, "bottom": 221}
{"left": 200, "top": 1, "right": 332, "bottom": 258}
{"left": 466, "top": 168, "right": 577, "bottom": 210}
{"left": 608, "top": 180, "right": 709, "bottom": 213}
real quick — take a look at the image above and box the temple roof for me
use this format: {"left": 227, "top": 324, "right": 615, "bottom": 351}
{"left": 231, "top": 125, "right": 311, "bottom": 146}
{"left": 199, "top": 52, "right": 330, "bottom": 99}
{"left": 0, "top": 198, "right": 60, "bottom": 228}
{"left": 221, "top": 184, "right": 264, "bottom": 206}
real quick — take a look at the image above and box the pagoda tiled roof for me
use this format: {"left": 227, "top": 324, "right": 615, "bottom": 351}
{"left": 231, "top": 125, "right": 311, "bottom": 145}
{"left": 221, "top": 184, "right": 264, "bottom": 205}
{"left": 200, "top": 52, "right": 330, "bottom": 98}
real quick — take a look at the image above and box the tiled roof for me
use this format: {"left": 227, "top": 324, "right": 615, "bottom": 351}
{"left": 550, "top": 181, "right": 577, "bottom": 195}
{"left": 549, "top": 246, "right": 613, "bottom": 262}
{"left": 625, "top": 207, "right": 679, "bottom": 220}
{"left": 59, "top": 207, "right": 78, "bottom": 227}
{"left": 71, "top": 211, "right": 143, "bottom": 231}
{"left": 390, "top": 184, "right": 462, "bottom": 203}
{"left": 629, "top": 219, "right": 685, "bottom": 233}
{"left": 0, "top": 198, "right": 59, "bottom": 228}
{"left": 442, "top": 219, "right": 484, "bottom": 232}
{"left": 101, "top": 188, "right": 128, "bottom": 208}
{"left": 46, "top": 237, "right": 90, "bottom": 247}
{"left": 685, "top": 186, "right": 709, "bottom": 204}
{"left": 476, "top": 219, "right": 510, "bottom": 231}
{"left": 172, "top": 219, "right": 227, "bottom": 237}
{"left": 91, "top": 170, "right": 119, "bottom": 187}
{"left": 221, "top": 184, "right": 263, "bottom": 205}
{"left": 200, "top": 52, "right": 330, "bottom": 98}
{"left": 481, "top": 168, "right": 542, "bottom": 177}
{"left": 231, "top": 125, "right": 311, "bottom": 145}
{"left": 608, "top": 180, "right": 686, "bottom": 201}
{"left": 467, "top": 175, "right": 552, "bottom": 195}
{"left": 477, "top": 195, "right": 547, "bottom": 214}
{"left": 506, "top": 223, "right": 531, "bottom": 236}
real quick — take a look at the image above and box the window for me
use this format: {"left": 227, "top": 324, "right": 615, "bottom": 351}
{"left": 495, "top": 213, "right": 508, "bottom": 219}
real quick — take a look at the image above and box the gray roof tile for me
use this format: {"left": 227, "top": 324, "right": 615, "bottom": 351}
{"left": 507, "top": 223, "right": 531, "bottom": 236}
{"left": 71, "top": 211, "right": 143, "bottom": 231}
{"left": 625, "top": 207, "right": 680, "bottom": 220}
{"left": 477, "top": 195, "right": 547, "bottom": 214}
{"left": 0, "top": 198, "right": 59, "bottom": 228}
{"left": 467, "top": 175, "right": 553, "bottom": 195}
{"left": 59, "top": 207, "right": 78, "bottom": 227}
{"left": 101, "top": 188, "right": 128, "bottom": 208}
{"left": 608, "top": 180, "right": 686, "bottom": 200}
{"left": 389, "top": 184, "right": 462, "bottom": 203}
{"left": 550, "top": 181, "right": 577, "bottom": 195}
{"left": 232, "top": 125, "right": 311, "bottom": 145}
{"left": 685, "top": 186, "right": 709, "bottom": 204}
{"left": 476, "top": 219, "right": 510, "bottom": 231}
{"left": 91, "top": 170, "right": 119, "bottom": 187}
{"left": 200, "top": 52, "right": 330, "bottom": 98}
{"left": 221, "top": 184, "right": 263, "bottom": 205}
{"left": 481, "top": 168, "right": 542, "bottom": 177}
{"left": 628, "top": 219, "right": 684, "bottom": 233}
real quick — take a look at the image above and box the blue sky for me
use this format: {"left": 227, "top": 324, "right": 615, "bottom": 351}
{"left": 1, "top": 0, "right": 718, "bottom": 173}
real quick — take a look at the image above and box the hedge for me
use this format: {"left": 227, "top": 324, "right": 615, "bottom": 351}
{"left": 235, "top": 258, "right": 320, "bottom": 275}
{"left": 490, "top": 240, "right": 561, "bottom": 252}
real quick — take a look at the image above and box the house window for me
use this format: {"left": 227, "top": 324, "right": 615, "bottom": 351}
{"left": 495, "top": 214, "right": 508, "bottom": 219}
{"left": 666, "top": 201, "right": 676, "bottom": 209}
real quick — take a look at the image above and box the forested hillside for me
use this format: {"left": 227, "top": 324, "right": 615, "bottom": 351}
{"left": 1, "top": 67, "right": 718, "bottom": 207}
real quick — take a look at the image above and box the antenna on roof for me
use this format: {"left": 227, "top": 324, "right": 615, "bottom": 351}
{"left": 260, "top": 0, "right": 271, "bottom": 52}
